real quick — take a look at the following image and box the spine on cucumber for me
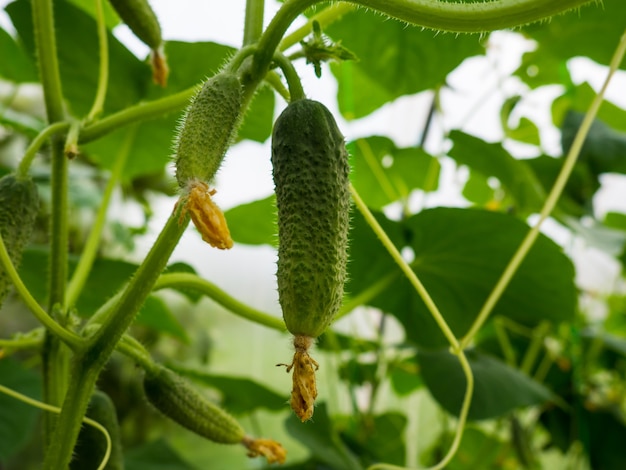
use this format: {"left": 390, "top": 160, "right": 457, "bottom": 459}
{"left": 271, "top": 99, "right": 350, "bottom": 339}
{"left": 0, "top": 174, "right": 39, "bottom": 307}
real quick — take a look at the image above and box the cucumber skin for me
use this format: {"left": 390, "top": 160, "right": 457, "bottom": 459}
{"left": 143, "top": 365, "right": 245, "bottom": 445}
{"left": 0, "top": 174, "right": 38, "bottom": 307}
{"left": 174, "top": 73, "right": 242, "bottom": 188}
{"left": 271, "top": 99, "right": 350, "bottom": 338}
{"left": 108, "top": 0, "right": 162, "bottom": 49}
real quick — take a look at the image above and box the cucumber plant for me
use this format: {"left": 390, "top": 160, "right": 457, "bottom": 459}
{"left": 1, "top": 0, "right": 624, "bottom": 469}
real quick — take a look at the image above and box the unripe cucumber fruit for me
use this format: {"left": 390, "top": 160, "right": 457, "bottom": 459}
{"left": 174, "top": 73, "right": 243, "bottom": 188}
{"left": 144, "top": 365, "right": 287, "bottom": 463}
{"left": 71, "top": 390, "right": 124, "bottom": 470}
{"left": 271, "top": 99, "right": 350, "bottom": 339}
{"left": 108, "top": 0, "right": 162, "bottom": 50}
{"left": 143, "top": 365, "right": 245, "bottom": 444}
{"left": 0, "top": 173, "right": 39, "bottom": 307}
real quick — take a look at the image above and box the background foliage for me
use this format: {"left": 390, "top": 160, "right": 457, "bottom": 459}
{"left": 1, "top": 0, "right": 626, "bottom": 468}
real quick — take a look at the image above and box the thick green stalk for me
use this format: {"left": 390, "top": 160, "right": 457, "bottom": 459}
{"left": 43, "top": 206, "right": 189, "bottom": 470}
{"left": 79, "top": 86, "right": 197, "bottom": 143}
{"left": 252, "top": 0, "right": 594, "bottom": 81}
{"left": 243, "top": 0, "right": 265, "bottom": 46}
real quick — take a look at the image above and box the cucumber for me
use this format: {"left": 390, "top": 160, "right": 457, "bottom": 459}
{"left": 143, "top": 365, "right": 287, "bottom": 463}
{"left": 271, "top": 99, "right": 350, "bottom": 421}
{"left": 108, "top": 0, "right": 168, "bottom": 86}
{"left": 0, "top": 173, "right": 39, "bottom": 308}
{"left": 71, "top": 390, "right": 124, "bottom": 470}
{"left": 174, "top": 72, "right": 242, "bottom": 188}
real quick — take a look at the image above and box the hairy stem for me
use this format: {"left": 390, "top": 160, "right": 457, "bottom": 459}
{"left": 252, "top": 0, "right": 594, "bottom": 82}
{"left": 243, "top": 0, "right": 265, "bottom": 46}
{"left": 43, "top": 205, "right": 189, "bottom": 469}
{"left": 17, "top": 122, "right": 70, "bottom": 177}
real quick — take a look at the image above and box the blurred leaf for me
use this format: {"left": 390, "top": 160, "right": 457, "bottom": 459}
{"left": 525, "top": 155, "right": 598, "bottom": 217}
{"left": 326, "top": 10, "right": 484, "bottom": 118}
{"left": 0, "top": 26, "right": 37, "bottom": 82}
{"left": 348, "top": 208, "right": 577, "bottom": 349}
{"left": 0, "top": 358, "right": 41, "bottom": 462}
{"left": 224, "top": 195, "right": 277, "bottom": 247}
{"left": 448, "top": 131, "right": 545, "bottom": 214}
{"left": 137, "top": 296, "right": 190, "bottom": 343}
{"left": 553, "top": 82, "right": 626, "bottom": 133}
{"left": 462, "top": 170, "right": 494, "bottom": 206}
{"left": 515, "top": 0, "right": 626, "bottom": 87}
{"left": 349, "top": 136, "right": 440, "bottom": 210}
{"left": 500, "top": 96, "right": 541, "bottom": 146}
{"left": 19, "top": 248, "right": 189, "bottom": 339}
{"left": 171, "top": 365, "right": 286, "bottom": 414}
{"left": 338, "top": 358, "right": 376, "bottom": 386}
{"left": 345, "top": 413, "right": 407, "bottom": 466}
{"left": 605, "top": 212, "right": 626, "bottom": 231}
{"left": 562, "top": 111, "right": 626, "bottom": 176}
{"left": 426, "top": 427, "right": 512, "bottom": 469}
{"left": 418, "top": 349, "right": 553, "bottom": 420}
{"left": 125, "top": 438, "right": 196, "bottom": 470}
{"left": 8, "top": 0, "right": 150, "bottom": 117}
{"left": 238, "top": 85, "right": 275, "bottom": 143}
{"left": 285, "top": 403, "right": 363, "bottom": 470}
{"left": 389, "top": 358, "right": 422, "bottom": 396}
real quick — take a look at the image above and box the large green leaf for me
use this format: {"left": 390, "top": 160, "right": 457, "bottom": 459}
{"left": 325, "top": 9, "right": 484, "bottom": 118}
{"left": 448, "top": 131, "right": 545, "bottom": 214}
{"left": 349, "top": 136, "right": 440, "bottom": 210}
{"left": 8, "top": 0, "right": 149, "bottom": 117}
{"left": 285, "top": 403, "right": 363, "bottom": 470}
{"left": 170, "top": 365, "right": 286, "bottom": 414}
{"left": 0, "top": 26, "right": 37, "bottom": 82}
{"left": 561, "top": 111, "right": 626, "bottom": 176}
{"left": 418, "top": 349, "right": 553, "bottom": 420}
{"left": 347, "top": 207, "right": 576, "bottom": 349}
{"left": 516, "top": 0, "right": 625, "bottom": 87}
{"left": 0, "top": 359, "right": 41, "bottom": 462}
{"left": 224, "top": 195, "right": 277, "bottom": 247}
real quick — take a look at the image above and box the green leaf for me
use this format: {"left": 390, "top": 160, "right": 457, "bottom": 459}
{"left": 515, "top": 0, "right": 626, "bottom": 88}
{"left": 0, "top": 27, "right": 37, "bottom": 82}
{"left": 349, "top": 136, "right": 440, "bottom": 210}
{"left": 224, "top": 195, "right": 277, "bottom": 247}
{"left": 8, "top": 0, "right": 150, "bottom": 117}
{"left": 326, "top": 10, "right": 484, "bottom": 118}
{"left": 0, "top": 358, "right": 41, "bottom": 462}
{"left": 347, "top": 208, "right": 577, "bottom": 349}
{"left": 562, "top": 111, "right": 626, "bottom": 176}
{"left": 426, "top": 427, "right": 512, "bottom": 469}
{"left": 552, "top": 82, "right": 626, "bottom": 133}
{"left": 389, "top": 358, "right": 423, "bottom": 396}
{"left": 19, "top": 248, "right": 189, "bottom": 339}
{"left": 285, "top": 403, "right": 363, "bottom": 470}
{"left": 448, "top": 131, "right": 545, "bottom": 214}
{"left": 237, "top": 85, "right": 275, "bottom": 143}
{"left": 500, "top": 96, "right": 541, "bottom": 146}
{"left": 137, "top": 296, "right": 190, "bottom": 343}
{"left": 462, "top": 170, "right": 494, "bottom": 206}
{"left": 170, "top": 365, "right": 286, "bottom": 414}
{"left": 125, "top": 438, "right": 196, "bottom": 470}
{"left": 418, "top": 349, "right": 553, "bottom": 420}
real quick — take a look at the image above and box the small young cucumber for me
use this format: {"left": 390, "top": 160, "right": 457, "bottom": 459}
{"left": 0, "top": 174, "right": 39, "bottom": 308}
{"left": 271, "top": 98, "right": 350, "bottom": 421}
{"left": 71, "top": 390, "right": 124, "bottom": 470}
{"left": 108, "top": 0, "right": 162, "bottom": 50}
{"left": 271, "top": 99, "right": 350, "bottom": 339}
{"left": 143, "top": 365, "right": 286, "bottom": 463}
{"left": 108, "top": 0, "right": 168, "bottom": 86}
{"left": 174, "top": 72, "right": 243, "bottom": 188}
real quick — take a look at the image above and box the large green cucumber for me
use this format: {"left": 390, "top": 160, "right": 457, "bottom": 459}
{"left": 271, "top": 99, "right": 350, "bottom": 339}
